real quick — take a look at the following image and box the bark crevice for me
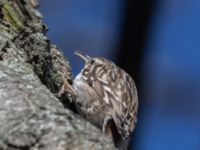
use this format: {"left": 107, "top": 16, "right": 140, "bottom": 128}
{"left": 0, "top": 0, "right": 115, "bottom": 149}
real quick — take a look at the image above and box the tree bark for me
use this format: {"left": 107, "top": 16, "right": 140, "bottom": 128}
{"left": 0, "top": 0, "right": 115, "bottom": 149}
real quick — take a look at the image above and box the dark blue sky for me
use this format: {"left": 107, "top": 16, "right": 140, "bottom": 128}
{"left": 39, "top": 0, "right": 124, "bottom": 75}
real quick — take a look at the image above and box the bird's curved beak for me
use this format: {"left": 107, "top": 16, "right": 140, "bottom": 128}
{"left": 74, "top": 50, "right": 90, "bottom": 62}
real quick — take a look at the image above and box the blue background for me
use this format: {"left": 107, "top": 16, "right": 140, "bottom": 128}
{"left": 39, "top": 0, "right": 200, "bottom": 150}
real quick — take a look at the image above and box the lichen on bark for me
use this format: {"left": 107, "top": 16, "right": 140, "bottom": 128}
{"left": 0, "top": 0, "right": 115, "bottom": 149}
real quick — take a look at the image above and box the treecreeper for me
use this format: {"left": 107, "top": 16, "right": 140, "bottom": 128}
{"left": 73, "top": 51, "right": 139, "bottom": 150}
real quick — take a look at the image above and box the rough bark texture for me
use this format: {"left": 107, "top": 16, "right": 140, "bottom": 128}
{"left": 0, "top": 0, "right": 115, "bottom": 149}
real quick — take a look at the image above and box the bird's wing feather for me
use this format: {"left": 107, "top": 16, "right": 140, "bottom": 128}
{"left": 91, "top": 66, "right": 138, "bottom": 138}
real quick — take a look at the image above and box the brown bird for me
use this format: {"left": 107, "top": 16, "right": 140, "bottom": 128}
{"left": 73, "top": 51, "right": 138, "bottom": 149}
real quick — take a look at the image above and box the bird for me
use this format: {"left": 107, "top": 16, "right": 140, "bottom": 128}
{"left": 73, "top": 51, "right": 138, "bottom": 149}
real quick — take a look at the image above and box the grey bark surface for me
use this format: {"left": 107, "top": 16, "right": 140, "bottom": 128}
{"left": 0, "top": 0, "right": 115, "bottom": 149}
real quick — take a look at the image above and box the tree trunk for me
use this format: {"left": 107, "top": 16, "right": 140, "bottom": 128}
{"left": 0, "top": 0, "right": 115, "bottom": 149}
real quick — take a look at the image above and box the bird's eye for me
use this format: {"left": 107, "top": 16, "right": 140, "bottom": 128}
{"left": 90, "top": 60, "right": 95, "bottom": 64}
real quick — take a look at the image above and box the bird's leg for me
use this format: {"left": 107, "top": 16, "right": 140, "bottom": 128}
{"left": 54, "top": 71, "right": 76, "bottom": 102}
{"left": 103, "top": 116, "right": 113, "bottom": 137}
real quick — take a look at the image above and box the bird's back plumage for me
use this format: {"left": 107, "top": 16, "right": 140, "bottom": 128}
{"left": 73, "top": 51, "right": 138, "bottom": 149}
